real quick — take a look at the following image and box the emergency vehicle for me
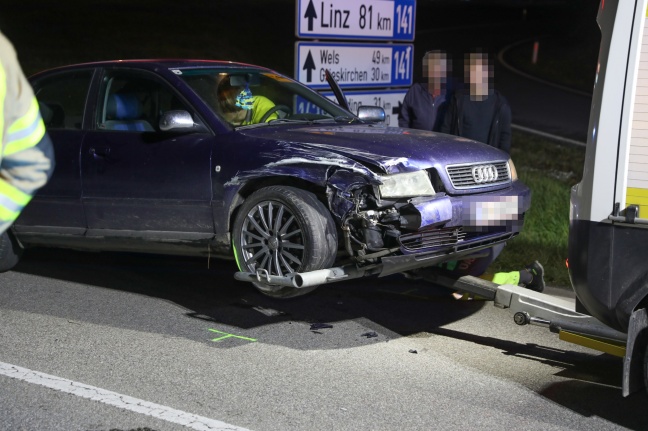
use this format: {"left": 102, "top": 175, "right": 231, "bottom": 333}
{"left": 568, "top": 0, "right": 648, "bottom": 397}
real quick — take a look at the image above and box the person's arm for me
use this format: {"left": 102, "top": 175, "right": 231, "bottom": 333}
{"left": 440, "top": 94, "right": 456, "bottom": 135}
{"left": 398, "top": 88, "right": 413, "bottom": 128}
{"left": 433, "top": 99, "right": 449, "bottom": 132}
{"left": 0, "top": 32, "right": 55, "bottom": 234}
{"left": 0, "top": 130, "right": 54, "bottom": 234}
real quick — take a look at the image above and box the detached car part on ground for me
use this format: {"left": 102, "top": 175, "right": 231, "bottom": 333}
{"left": 1, "top": 60, "right": 531, "bottom": 298}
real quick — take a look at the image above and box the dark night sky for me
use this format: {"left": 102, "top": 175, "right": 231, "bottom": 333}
{"left": 0, "top": 0, "right": 600, "bottom": 81}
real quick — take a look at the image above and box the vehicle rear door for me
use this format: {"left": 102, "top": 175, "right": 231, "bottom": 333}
{"left": 80, "top": 68, "right": 214, "bottom": 239}
{"left": 15, "top": 68, "right": 95, "bottom": 235}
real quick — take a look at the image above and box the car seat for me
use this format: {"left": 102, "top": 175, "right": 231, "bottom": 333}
{"left": 102, "top": 93, "right": 155, "bottom": 132}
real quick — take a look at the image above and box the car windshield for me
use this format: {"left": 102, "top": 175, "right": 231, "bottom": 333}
{"left": 175, "top": 68, "right": 353, "bottom": 127}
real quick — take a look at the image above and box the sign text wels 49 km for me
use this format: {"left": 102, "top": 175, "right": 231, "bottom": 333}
{"left": 295, "top": 42, "right": 413, "bottom": 89}
{"left": 297, "top": 0, "right": 415, "bottom": 41}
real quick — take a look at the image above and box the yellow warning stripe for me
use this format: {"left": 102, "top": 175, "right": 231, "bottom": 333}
{"left": 559, "top": 330, "right": 626, "bottom": 357}
{"left": 626, "top": 187, "right": 648, "bottom": 217}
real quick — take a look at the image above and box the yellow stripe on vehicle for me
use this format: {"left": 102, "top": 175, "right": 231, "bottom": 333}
{"left": 626, "top": 187, "right": 648, "bottom": 216}
{"left": 559, "top": 330, "right": 626, "bottom": 357}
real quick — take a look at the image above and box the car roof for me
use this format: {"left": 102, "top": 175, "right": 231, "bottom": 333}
{"left": 29, "top": 59, "right": 273, "bottom": 78}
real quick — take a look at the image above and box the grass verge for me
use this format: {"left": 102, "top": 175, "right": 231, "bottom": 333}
{"left": 485, "top": 130, "right": 585, "bottom": 288}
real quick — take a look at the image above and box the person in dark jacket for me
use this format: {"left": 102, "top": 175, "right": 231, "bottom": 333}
{"left": 438, "top": 49, "right": 543, "bottom": 295}
{"left": 398, "top": 50, "right": 451, "bottom": 132}
{"left": 441, "top": 49, "right": 512, "bottom": 153}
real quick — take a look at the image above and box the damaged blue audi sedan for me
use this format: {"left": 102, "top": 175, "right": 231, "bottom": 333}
{"left": 2, "top": 60, "right": 530, "bottom": 298}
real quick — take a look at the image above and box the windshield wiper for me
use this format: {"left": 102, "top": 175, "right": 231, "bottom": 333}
{"left": 233, "top": 118, "right": 312, "bottom": 129}
{"left": 333, "top": 116, "right": 362, "bottom": 124}
{"left": 267, "top": 118, "right": 313, "bottom": 124}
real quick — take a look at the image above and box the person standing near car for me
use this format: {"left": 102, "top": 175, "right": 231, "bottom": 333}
{"left": 441, "top": 49, "right": 512, "bottom": 153}
{"left": 438, "top": 49, "right": 543, "bottom": 295}
{"left": 0, "top": 30, "right": 54, "bottom": 236}
{"left": 398, "top": 50, "right": 452, "bottom": 132}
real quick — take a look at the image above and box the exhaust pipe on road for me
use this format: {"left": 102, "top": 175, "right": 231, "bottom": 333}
{"left": 234, "top": 264, "right": 377, "bottom": 289}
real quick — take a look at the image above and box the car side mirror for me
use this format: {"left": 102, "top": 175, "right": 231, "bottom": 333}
{"left": 357, "top": 106, "right": 385, "bottom": 124}
{"left": 160, "top": 110, "right": 204, "bottom": 132}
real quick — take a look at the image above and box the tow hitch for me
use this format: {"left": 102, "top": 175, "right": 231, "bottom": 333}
{"left": 421, "top": 272, "right": 628, "bottom": 357}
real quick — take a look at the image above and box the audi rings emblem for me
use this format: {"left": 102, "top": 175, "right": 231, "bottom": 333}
{"left": 471, "top": 164, "right": 499, "bottom": 183}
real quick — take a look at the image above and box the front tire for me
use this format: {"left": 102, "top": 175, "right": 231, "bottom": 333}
{"left": 232, "top": 186, "right": 338, "bottom": 298}
{"left": 0, "top": 231, "right": 23, "bottom": 272}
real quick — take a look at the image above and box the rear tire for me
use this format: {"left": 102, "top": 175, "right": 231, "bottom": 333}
{"left": 232, "top": 186, "right": 337, "bottom": 299}
{"left": 0, "top": 231, "right": 22, "bottom": 272}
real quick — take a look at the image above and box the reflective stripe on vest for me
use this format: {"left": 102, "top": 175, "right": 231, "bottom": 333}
{"left": 4, "top": 97, "right": 45, "bottom": 156}
{"left": 0, "top": 57, "right": 41, "bottom": 222}
{"left": 0, "top": 58, "right": 5, "bottom": 154}
{"left": 0, "top": 178, "right": 31, "bottom": 223}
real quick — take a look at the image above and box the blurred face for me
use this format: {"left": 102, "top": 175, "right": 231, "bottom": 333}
{"left": 465, "top": 52, "right": 493, "bottom": 100}
{"left": 218, "top": 85, "right": 242, "bottom": 113}
{"left": 216, "top": 76, "right": 248, "bottom": 124}
{"left": 422, "top": 51, "right": 448, "bottom": 95}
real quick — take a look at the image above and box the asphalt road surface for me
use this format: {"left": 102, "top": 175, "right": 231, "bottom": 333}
{"left": 1, "top": 248, "right": 646, "bottom": 431}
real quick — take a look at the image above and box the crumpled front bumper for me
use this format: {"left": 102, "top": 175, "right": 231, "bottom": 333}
{"left": 410, "top": 180, "right": 531, "bottom": 231}
{"left": 379, "top": 181, "right": 531, "bottom": 277}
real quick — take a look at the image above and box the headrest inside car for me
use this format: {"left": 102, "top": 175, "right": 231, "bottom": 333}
{"left": 107, "top": 93, "right": 142, "bottom": 120}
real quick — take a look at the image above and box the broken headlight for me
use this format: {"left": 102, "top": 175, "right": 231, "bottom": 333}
{"left": 378, "top": 170, "right": 435, "bottom": 198}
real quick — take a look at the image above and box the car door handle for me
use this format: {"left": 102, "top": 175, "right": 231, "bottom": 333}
{"left": 89, "top": 146, "right": 111, "bottom": 159}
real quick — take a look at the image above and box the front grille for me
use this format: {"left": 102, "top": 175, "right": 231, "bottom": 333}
{"left": 446, "top": 161, "right": 510, "bottom": 190}
{"left": 399, "top": 227, "right": 466, "bottom": 252}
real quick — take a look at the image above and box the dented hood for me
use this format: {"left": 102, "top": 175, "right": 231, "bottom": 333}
{"left": 238, "top": 124, "right": 509, "bottom": 174}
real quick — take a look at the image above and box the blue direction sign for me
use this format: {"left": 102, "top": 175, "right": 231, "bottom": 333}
{"left": 295, "top": 41, "right": 413, "bottom": 89}
{"left": 320, "top": 89, "right": 407, "bottom": 126}
{"left": 297, "top": 0, "right": 416, "bottom": 41}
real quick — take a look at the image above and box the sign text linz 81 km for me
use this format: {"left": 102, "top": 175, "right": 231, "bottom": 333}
{"left": 296, "top": 42, "right": 413, "bottom": 89}
{"left": 297, "top": 0, "right": 416, "bottom": 41}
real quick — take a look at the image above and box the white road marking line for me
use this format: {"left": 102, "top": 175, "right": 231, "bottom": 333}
{"left": 0, "top": 361, "right": 252, "bottom": 431}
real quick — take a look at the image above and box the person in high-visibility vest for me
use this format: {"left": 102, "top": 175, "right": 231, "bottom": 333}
{"left": 216, "top": 75, "right": 279, "bottom": 125}
{"left": 0, "top": 31, "right": 54, "bottom": 236}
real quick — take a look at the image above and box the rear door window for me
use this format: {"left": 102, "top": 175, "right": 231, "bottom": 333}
{"left": 33, "top": 70, "right": 93, "bottom": 130}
